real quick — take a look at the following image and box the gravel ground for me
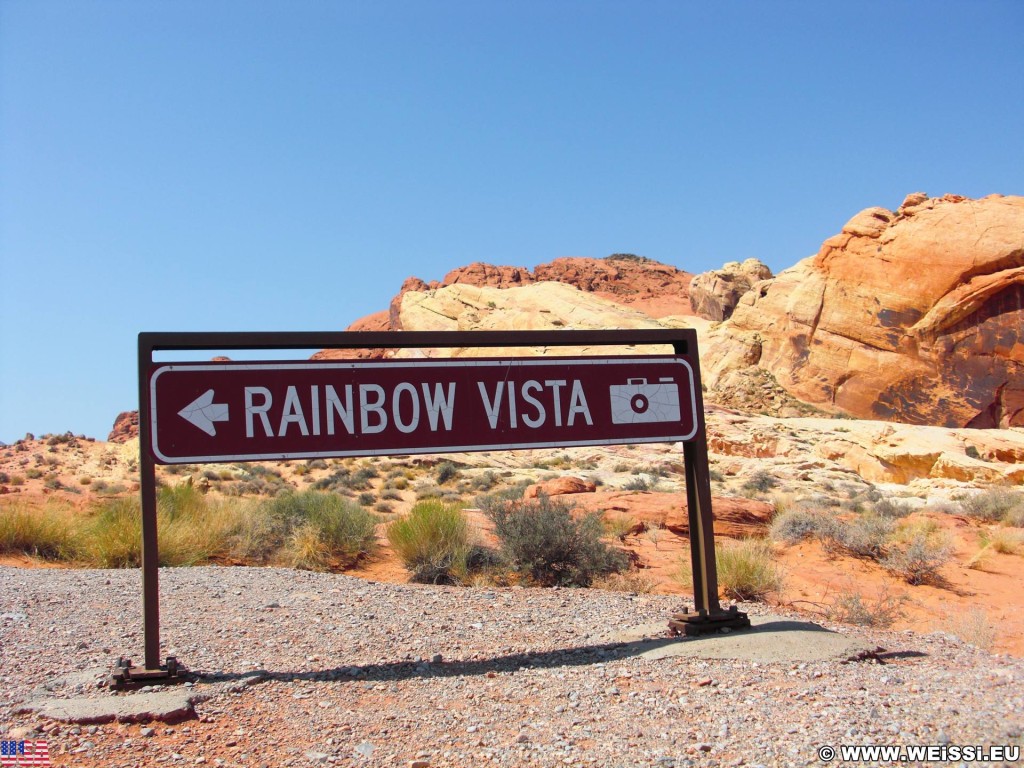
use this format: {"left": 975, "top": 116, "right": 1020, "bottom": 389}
{"left": 2, "top": 565, "right": 1022, "bottom": 767}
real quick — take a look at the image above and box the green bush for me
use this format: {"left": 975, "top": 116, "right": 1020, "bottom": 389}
{"left": 435, "top": 461, "right": 459, "bottom": 485}
{"left": 484, "top": 494, "right": 628, "bottom": 587}
{"left": 264, "top": 491, "right": 378, "bottom": 569}
{"left": 387, "top": 500, "right": 471, "bottom": 584}
{"left": 623, "top": 475, "right": 650, "bottom": 491}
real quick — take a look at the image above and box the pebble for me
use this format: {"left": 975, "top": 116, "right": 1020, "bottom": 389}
{"left": 1, "top": 565, "right": 1020, "bottom": 767}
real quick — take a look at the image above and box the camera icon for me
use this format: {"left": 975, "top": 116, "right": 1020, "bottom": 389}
{"left": 610, "top": 377, "right": 681, "bottom": 424}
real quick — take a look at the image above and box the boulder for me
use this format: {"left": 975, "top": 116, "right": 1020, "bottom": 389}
{"left": 703, "top": 193, "right": 1024, "bottom": 428}
{"left": 108, "top": 411, "right": 139, "bottom": 443}
{"left": 524, "top": 476, "right": 597, "bottom": 499}
{"left": 689, "top": 258, "right": 773, "bottom": 321}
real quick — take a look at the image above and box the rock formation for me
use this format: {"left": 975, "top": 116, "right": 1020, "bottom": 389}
{"left": 108, "top": 410, "right": 139, "bottom": 443}
{"left": 688, "top": 258, "right": 773, "bottom": 321}
{"left": 703, "top": 193, "right": 1024, "bottom": 428}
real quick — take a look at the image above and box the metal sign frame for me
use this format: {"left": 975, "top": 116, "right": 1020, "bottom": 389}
{"left": 118, "top": 329, "right": 748, "bottom": 685}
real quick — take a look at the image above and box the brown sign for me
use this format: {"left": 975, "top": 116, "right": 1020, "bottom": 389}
{"left": 149, "top": 355, "right": 699, "bottom": 464}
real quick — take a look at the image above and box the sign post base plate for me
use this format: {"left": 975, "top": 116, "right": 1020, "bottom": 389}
{"left": 668, "top": 606, "right": 751, "bottom": 636}
{"left": 108, "top": 656, "right": 185, "bottom": 689}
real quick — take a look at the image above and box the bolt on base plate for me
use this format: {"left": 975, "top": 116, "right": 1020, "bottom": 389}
{"left": 668, "top": 605, "right": 751, "bottom": 636}
{"left": 108, "top": 656, "right": 185, "bottom": 689}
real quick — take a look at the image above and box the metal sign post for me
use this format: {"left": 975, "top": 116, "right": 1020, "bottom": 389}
{"left": 114, "top": 329, "right": 747, "bottom": 686}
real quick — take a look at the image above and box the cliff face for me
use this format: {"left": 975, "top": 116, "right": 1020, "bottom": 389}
{"left": 704, "top": 193, "right": 1024, "bottom": 428}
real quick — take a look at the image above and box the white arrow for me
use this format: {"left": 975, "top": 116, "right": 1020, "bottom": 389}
{"left": 178, "top": 389, "right": 230, "bottom": 436}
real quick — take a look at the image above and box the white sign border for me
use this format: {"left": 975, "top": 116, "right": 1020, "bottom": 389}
{"left": 150, "top": 357, "right": 699, "bottom": 464}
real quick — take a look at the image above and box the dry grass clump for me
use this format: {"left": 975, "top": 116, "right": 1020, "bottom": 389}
{"left": 674, "top": 539, "right": 782, "bottom": 601}
{"left": 12, "top": 485, "right": 378, "bottom": 571}
{"left": 946, "top": 607, "right": 996, "bottom": 651}
{"left": 81, "top": 485, "right": 253, "bottom": 567}
{"left": 602, "top": 513, "right": 640, "bottom": 542}
{"left": 387, "top": 500, "right": 471, "bottom": 584}
{"left": 591, "top": 571, "right": 657, "bottom": 594}
{"left": 979, "top": 527, "right": 1024, "bottom": 555}
{"left": 0, "top": 501, "right": 79, "bottom": 560}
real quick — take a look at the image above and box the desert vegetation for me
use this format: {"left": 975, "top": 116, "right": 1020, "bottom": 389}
{"left": 0, "top": 485, "right": 378, "bottom": 571}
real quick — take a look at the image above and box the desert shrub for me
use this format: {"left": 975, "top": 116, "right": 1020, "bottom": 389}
{"left": 714, "top": 539, "right": 783, "bottom": 601}
{"left": 591, "top": 571, "right": 657, "bottom": 594}
{"left": 769, "top": 507, "right": 830, "bottom": 545}
{"left": 873, "top": 498, "right": 914, "bottom": 519}
{"left": 623, "top": 475, "right": 650, "bottom": 491}
{"left": 1006, "top": 506, "right": 1024, "bottom": 528}
{"left": 387, "top": 501, "right": 471, "bottom": 584}
{"left": 881, "top": 524, "right": 952, "bottom": 585}
{"left": 822, "top": 514, "right": 894, "bottom": 560}
{"left": 435, "top": 461, "right": 460, "bottom": 485}
{"left": 742, "top": 469, "right": 777, "bottom": 494}
{"left": 474, "top": 480, "right": 532, "bottom": 509}
{"left": 262, "top": 491, "right": 377, "bottom": 568}
{"left": 357, "top": 492, "right": 376, "bottom": 506}
{"left": 0, "top": 502, "right": 78, "bottom": 560}
{"left": 25, "top": 468, "right": 42, "bottom": 480}
{"left": 485, "top": 494, "right": 628, "bottom": 587}
{"left": 312, "top": 466, "right": 375, "bottom": 492}
{"left": 603, "top": 513, "right": 639, "bottom": 542}
{"left": 958, "top": 488, "right": 1024, "bottom": 523}
{"left": 414, "top": 482, "right": 443, "bottom": 500}
{"left": 0, "top": 472, "right": 9, "bottom": 484}
{"left": 469, "top": 471, "right": 499, "bottom": 491}
{"left": 825, "top": 588, "right": 905, "bottom": 628}
{"left": 10, "top": 475, "right": 25, "bottom": 486}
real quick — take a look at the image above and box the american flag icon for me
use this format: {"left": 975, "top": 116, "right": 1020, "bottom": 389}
{"left": 0, "top": 741, "right": 49, "bottom": 767}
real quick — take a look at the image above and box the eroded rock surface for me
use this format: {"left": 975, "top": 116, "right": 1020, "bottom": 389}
{"left": 703, "top": 193, "right": 1024, "bottom": 427}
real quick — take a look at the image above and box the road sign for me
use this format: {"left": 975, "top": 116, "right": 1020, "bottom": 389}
{"left": 149, "top": 356, "right": 699, "bottom": 463}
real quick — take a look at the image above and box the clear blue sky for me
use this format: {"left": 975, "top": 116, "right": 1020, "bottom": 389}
{"left": 1, "top": 1, "right": 1022, "bottom": 443}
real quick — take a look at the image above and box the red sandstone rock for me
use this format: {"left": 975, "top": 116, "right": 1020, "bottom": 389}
{"left": 108, "top": 411, "right": 139, "bottom": 443}
{"left": 523, "top": 476, "right": 597, "bottom": 499}
{"left": 705, "top": 193, "right": 1024, "bottom": 428}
